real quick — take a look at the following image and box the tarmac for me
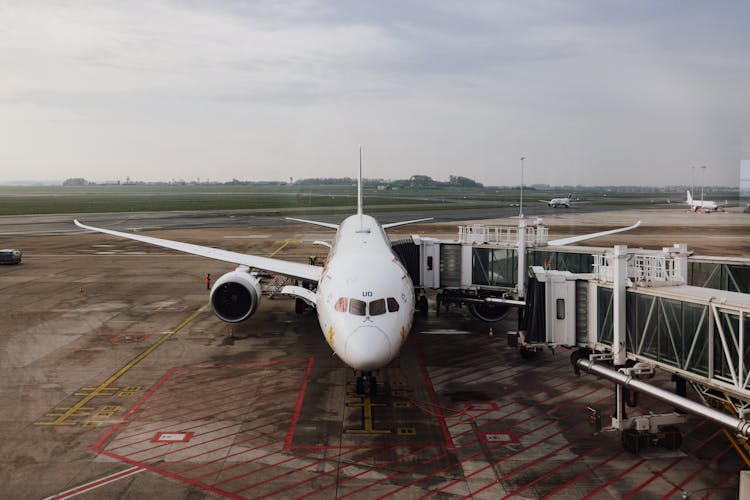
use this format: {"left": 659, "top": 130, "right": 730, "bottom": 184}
{"left": 0, "top": 206, "right": 747, "bottom": 498}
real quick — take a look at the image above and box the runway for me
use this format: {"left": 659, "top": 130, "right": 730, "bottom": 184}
{"left": 0, "top": 210, "right": 746, "bottom": 498}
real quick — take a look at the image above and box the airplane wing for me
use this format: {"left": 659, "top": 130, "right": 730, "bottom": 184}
{"left": 74, "top": 220, "right": 323, "bottom": 282}
{"left": 547, "top": 221, "right": 642, "bottom": 246}
{"left": 285, "top": 217, "right": 339, "bottom": 229}
{"left": 382, "top": 217, "right": 434, "bottom": 229}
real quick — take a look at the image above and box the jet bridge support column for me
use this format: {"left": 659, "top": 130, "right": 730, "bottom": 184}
{"left": 613, "top": 245, "right": 627, "bottom": 366}
{"left": 517, "top": 218, "right": 527, "bottom": 299}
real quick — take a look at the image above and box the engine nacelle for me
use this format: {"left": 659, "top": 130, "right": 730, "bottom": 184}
{"left": 210, "top": 269, "right": 262, "bottom": 323}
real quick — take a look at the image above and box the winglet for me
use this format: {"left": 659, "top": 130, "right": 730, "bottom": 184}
{"left": 547, "top": 220, "right": 642, "bottom": 246}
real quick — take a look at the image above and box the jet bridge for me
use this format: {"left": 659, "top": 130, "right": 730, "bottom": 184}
{"left": 393, "top": 220, "right": 750, "bottom": 318}
{"left": 522, "top": 243, "right": 750, "bottom": 461}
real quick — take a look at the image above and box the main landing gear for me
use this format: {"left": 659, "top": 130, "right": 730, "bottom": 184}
{"left": 355, "top": 371, "right": 378, "bottom": 397}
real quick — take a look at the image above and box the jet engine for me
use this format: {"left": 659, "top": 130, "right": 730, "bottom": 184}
{"left": 210, "top": 269, "right": 262, "bottom": 322}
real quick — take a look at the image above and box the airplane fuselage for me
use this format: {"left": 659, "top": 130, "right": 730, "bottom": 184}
{"left": 316, "top": 214, "right": 414, "bottom": 371}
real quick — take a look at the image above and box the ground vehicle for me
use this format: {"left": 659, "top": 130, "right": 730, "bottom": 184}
{"left": 0, "top": 249, "right": 22, "bottom": 265}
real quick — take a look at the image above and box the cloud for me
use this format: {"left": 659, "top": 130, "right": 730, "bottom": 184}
{"left": 0, "top": 1, "right": 748, "bottom": 185}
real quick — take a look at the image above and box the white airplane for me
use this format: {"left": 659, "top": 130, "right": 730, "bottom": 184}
{"left": 685, "top": 190, "right": 720, "bottom": 212}
{"left": 540, "top": 193, "right": 573, "bottom": 208}
{"left": 75, "top": 170, "right": 432, "bottom": 394}
{"left": 74, "top": 167, "right": 641, "bottom": 394}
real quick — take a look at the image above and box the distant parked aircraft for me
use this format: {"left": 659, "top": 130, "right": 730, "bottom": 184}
{"left": 540, "top": 193, "right": 573, "bottom": 208}
{"left": 685, "top": 190, "right": 720, "bottom": 212}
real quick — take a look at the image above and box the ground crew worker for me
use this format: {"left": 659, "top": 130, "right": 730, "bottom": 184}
{"left": 206, "top": 273, "right": 211, "bottom": 290}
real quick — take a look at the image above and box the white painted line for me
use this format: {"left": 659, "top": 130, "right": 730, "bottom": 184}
{"left": 43, "top": 466, "right": 145, "bottom": 499}
{"left": 222, "top": 235, "right": 271, "bottom": 239}
{"left": 420, "top": 329, "right": 473, "bottom": 335}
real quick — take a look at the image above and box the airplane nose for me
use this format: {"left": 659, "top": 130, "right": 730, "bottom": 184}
{"left": 344, "top": 326, "right": 392, "bottom": 371}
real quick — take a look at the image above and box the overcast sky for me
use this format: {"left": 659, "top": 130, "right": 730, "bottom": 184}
{"left": 1, "top": 1, "right": 748, "bottom": 186}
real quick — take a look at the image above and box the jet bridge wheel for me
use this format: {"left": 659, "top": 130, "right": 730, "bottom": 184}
{"left": 417, "top": 295, "right": 428, "bottom": 316}
{"left": 295, "top": 298, "right": 307, "bottom": 315}
{"left": 469, "top": 302, "right": 511, "bottom": 322}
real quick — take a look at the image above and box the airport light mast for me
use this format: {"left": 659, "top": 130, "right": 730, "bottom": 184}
{"left": 701, "top": 165, "right": 706, "bottom": 208}
{"left": 691, "top": 166, "right": 695, "bottom": 200}
{"left": 519, "top": 156, "right": 525, "bottom": 219}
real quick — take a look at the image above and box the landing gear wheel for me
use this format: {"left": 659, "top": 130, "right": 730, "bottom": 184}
{"left": 295, "top": 298, "right": 306, "bottom": 315}
{"left": 418, "top": 295, "right": 428, "bottom": 316}
{"left": 621, "top": 429, "right": 648, "bottom": 454}
{"left": 355, "top": 376, "right": 364, "bottom": 395}
{"left": 658, "top": 426, "right": 682, "bottom": 450}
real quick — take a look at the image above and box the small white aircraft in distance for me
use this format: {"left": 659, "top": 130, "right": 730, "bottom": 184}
{"left": 540, "top": 193, "right": 573, "bottom": 208}
{"left": 75, "top": 161, "right": 641, "bottom": 394}
{"left": 685, "top": 190, "right": 720, "bottom": 212}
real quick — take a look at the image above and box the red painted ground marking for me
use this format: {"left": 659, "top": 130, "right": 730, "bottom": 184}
{"left": 113, "top": 395, "right": 299, "bottom": 461}
{"left": 624, "top": 426, "right": 722, "bottom": 499}
{"left": 354, "top": 388, "right": 612, "bottom": 500}
{"left": 276, "top": 446, "right": 408, "bottom": 499}
{"left": 418, "top": 387, "right": 613, "bottom": 499}
{"left": 151, "top": 431, "right": 193, "bottom": 443}
{"left": 44, "top": 466, "right": 145, "bottom": 500}
{"left": 413, "top": 337, "right": 454, "bottom": 449}
{"left": 284, "top": 357, "right": 314, "bottom": 449}
{"left": 416, "top": 391, "right": 612, "bottom": 500}
{"left": 110, "top": 380, "right": 300, "bottom": 444}
{"left": 541, "top": 449, "right": 626, "bottom": 499}
{"left": 109, "top": 332, "right": 151, "bottom": 344}
{"left": 228, "top": 447, "right": 362, "bottom": 495}
{"left": 542, "top": 401, "right": 705, "bottom": 498}
{"left": 661, "top": 442, "right": 734, "bottom": 499}
{"left": 92, "top": 358, "right": 312, "bottom": 499}
{"left": 582, "top": 458, "right": 647, "bottom": 499}
{"left": 703, "top": 463, "right": 744, "bottom": 498}
{"left": 132, "top": 375, "right": 302, "bottom": 427}
{"left": 503, "top": 438, "right": 611, "bottom": 499}
{"left": 106, "top": 387, "right": 297, "bottom": 450}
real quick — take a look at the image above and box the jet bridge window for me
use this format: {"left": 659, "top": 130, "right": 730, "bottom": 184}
{"left": 349, "top": 298, "right": 366, "bottom": 316}
{"left": 335, "top": 297, "right": 348, "bottom": 312}
{"left": 369, "top": 298, "right": 386, "bottom": 316}
{"left": 387, "top": 297, "right": 400, "bottom": 312}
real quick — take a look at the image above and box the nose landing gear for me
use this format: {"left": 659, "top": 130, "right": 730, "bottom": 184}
{"left": 355, "top": 371, "right": 378, "bottom": 397}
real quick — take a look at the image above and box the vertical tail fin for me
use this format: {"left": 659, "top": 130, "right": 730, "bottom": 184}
{"left": 357, "top": 146, "right": 362, "bottom": 215}
{"left": 686, "top": 190, "right": 693, "bottom": 203}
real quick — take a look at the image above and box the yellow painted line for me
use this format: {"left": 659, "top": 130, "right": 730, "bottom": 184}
{"left": 36, "top": 303, "right": 209, "bottom": 426}
{"left": 269, "top": 240, "right": 290, "bottom": 257}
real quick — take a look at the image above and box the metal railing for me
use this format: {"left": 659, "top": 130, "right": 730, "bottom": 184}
{"left": 592, "top": 253, "right": 683, "bottom": 286}
{"left": 457, "top": 224, "right": 548, "bottom": 246}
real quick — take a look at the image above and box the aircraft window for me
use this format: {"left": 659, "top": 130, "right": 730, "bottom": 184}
{"left": 335, "top": 297, "right": 348, "bottom": 312}
{"left": 387, "top": 297, "right": 399, "bottom": 312}
{"left": 369, "top": 298, "right": 386, "bottom": 316}
{"left": 349, "top": 299, "right": 366, "bottom": 316}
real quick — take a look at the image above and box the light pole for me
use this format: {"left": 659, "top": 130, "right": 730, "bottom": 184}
{"left": 691, "top": 166, "right": 695, "bottom": 199}
{"left": 701, "top": 165, "right": 706, "bottom": 208}
{"left": 519, "top": 156, "right": 525, "bottom": 219}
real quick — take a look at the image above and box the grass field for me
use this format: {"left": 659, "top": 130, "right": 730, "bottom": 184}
{"left": 0, "top": 184, "right": 740, "bottom": 216}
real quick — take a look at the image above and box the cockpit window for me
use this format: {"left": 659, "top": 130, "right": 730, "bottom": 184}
{"left": 349, "top": 299, "right": 366, "bottom": 316}
{"left": 387, "top": 297, "right": 399, "bottom": 312}
{"left": 369, "top": 298, "right": 386, "bottom": 316}
{"left": 335, "top": 297, "right": 348, "bottom": 312}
